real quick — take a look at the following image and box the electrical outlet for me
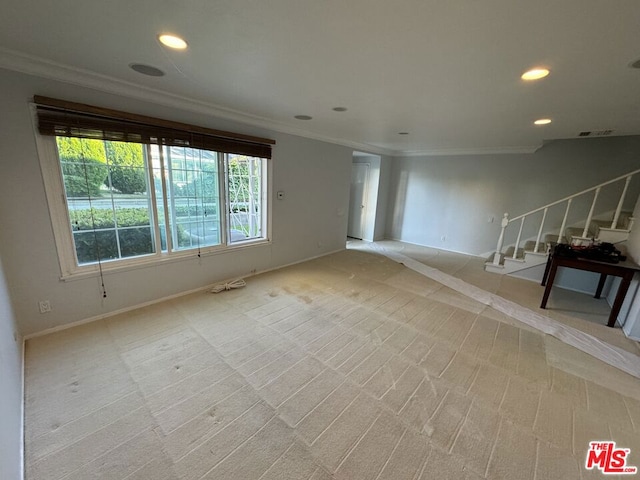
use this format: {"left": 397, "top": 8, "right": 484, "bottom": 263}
{"left": 39, "top": 300, "right": 51, "bottom": 314}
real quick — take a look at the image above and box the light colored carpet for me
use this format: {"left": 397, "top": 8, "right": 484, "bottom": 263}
{"left": 24, "top": 246, "right": 640, "bottom": 480}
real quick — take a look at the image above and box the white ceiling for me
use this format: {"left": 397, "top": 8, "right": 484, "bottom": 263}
{"left": 1, "top": 0, "right": 640, "bottom": 156}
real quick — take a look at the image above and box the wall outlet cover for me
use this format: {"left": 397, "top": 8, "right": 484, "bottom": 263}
{"left": 38, "top": 300, "right": 51, "bottom": 313}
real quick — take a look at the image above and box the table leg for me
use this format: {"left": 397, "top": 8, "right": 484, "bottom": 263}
{"left": 607, "top": 273, "right": 633, "bottom": 328}
{"left": 540, "top": 261, "right": 558, "bottom": 309}
{"left": 595, "top": 274, "right": 607, "bottom": 299}
{"left": 541, "top": 252, "right": 553, "bottom": 286}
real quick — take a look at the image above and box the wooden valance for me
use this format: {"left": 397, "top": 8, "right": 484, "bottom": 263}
{"left": 34, "top": 95, "right": 274, "bottom": 159}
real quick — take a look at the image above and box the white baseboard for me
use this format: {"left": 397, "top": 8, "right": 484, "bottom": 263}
{"left": 382, "top": 237, "right": 486, "bottom": 259}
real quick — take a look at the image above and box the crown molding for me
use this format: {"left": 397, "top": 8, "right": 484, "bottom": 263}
{"left": 394, "top": 144, "right": 542, "bottom": 157}
{"left": 0, "top": 48, "right": 545, "bottom": 158}
{"left": 0, "top": 47, "right": 395, "bottom": 157}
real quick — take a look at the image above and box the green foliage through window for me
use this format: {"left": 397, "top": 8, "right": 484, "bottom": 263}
{"left": 54, "top": 137, "right": 265, "bottom": 266}
{"left": 105, "top": 142, "right": 147, "bottom": 194}
{"left": 57, "top": 137, "right": 108, "bottom": 197}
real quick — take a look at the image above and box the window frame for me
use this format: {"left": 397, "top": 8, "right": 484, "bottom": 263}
{"left": 32, "top": 105, "right": 272, "bottom": 280}
{"left": 224, "top": 154, "right": 268, "bottom": 245}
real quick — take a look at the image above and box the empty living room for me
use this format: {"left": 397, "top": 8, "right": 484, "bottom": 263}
{"left": 2, "top": 2, "right": 640, "bottom": 479}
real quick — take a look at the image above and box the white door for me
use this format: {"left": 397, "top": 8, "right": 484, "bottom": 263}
{"left": 348, "top": 163, "right": 369, "bottom": 239}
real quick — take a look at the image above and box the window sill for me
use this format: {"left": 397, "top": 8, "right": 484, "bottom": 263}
{"left": 59, "top": 238, "right": 272, "bottom": 282}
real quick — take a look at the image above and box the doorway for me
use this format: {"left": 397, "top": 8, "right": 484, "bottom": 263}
{"left": 348, "top": 162, "right": 369, "bottom": 239}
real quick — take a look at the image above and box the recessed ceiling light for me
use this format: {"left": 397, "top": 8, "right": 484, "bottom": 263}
{"left": 158, "top": 34, "right": 188, "bottom": 50}
{"left": 129, "top": 63, "right": 165, "bottom": 77}
{"left": 534, "top": 118, "right": 552, "bottom": 125}
{"left": 398, "top": 132, "right": 410, "bottom": 135}
{"left": 521, "top": 68, "right": 550, "bottom": 80}
{"left": 332, "top": 107, "right": 348, "bottom": 112}
{"left": 294, "top": 115, "right": 312, "bottom": 120}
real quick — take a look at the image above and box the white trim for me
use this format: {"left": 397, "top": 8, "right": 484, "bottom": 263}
{"left": 395, "top": 144, "right": 543, "bottom": 157}
{"left": 383, "top": 236, "right": 487, "bottom": 259}
{"left": 0, "top": 48, "right": 394, "bottom": 157}
{"left": 23, "top": 247, "right": 345, "bottom": 340}
{"left": 1, "top": 48, "right": 549, "bottom": 158}
{"left": 57, "top": 238, "right": 273, "bottom": 282}
{"left": 32, "top": 109, "right": 79, "bottom": 277}
{"left": 32, "top": 118, "right": 273, "bottom": 281}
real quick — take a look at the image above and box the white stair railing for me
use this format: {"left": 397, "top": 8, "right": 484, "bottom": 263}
{"left": 557, "top": 199, "right": 572, "bottom": 244}
{"left": 492, "top": 169, "right": 640, "bottom": 265}
{"left": 581, "top": 187, "right": 601, "bottom": 238}
{"left": 612, "top": 175, "right": 632, "bottom": 229}
{"left": 534, "top": 207, "right": 548, "bottom": 253}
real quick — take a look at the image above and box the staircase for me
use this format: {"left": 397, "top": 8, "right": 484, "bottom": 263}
{"left": 485, "top": 170, "right": 639, "bottom": 277}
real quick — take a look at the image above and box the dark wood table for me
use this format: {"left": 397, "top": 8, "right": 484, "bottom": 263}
{"left": 540, "top": 252, "right": 640, "bottom": 327}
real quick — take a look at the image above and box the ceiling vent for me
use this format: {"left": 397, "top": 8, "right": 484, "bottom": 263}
{"left": 578, "top": 130, "right": 613, "bottom": 137}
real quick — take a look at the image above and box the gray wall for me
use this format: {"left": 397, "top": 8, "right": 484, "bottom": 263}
{"left": 374, "top": 156, "right": 392, "bottom": 241}
{"left": 0, "top": 255, "right": 23, "bottom": 480}
{"left": 386, "top": 137, "right": 640, "bottom": 256}
{"left": 0, "top": 68, "right": 353, "bottom": 336}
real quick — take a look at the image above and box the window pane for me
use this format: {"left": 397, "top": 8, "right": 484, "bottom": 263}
{"left": 56, "top": 137, "right": 156, "bottom": 265}
{"left": 118, "top": 227, "right": 154, "bottom": 258}
{"left": 162, "top": 146, "right": 221, "bottom": 251}
{"left": 227, "top": 154, "right": 264, "bottom": 242}
{"left": 57, "top": 137, "right": 107, "bottom": 197}
{"left": 107, "top": 165, "right": 148, "bottom": 195}
{"left": 73, "top": 230, "right": 118, "bottom": 263}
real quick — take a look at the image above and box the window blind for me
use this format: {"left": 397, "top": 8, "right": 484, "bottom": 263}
{"left": 34, "top": 96, "right": 274, "bottom": 159}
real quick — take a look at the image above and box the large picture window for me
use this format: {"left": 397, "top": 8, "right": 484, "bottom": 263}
{"left": 34, "top": 96, "right": 273, "bottom": 277}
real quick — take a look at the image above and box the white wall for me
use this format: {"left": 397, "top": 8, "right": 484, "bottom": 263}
{"left": 0, "top": 68, "right": 353, "bottom": 335}
{"left": 386, "top": 137, "right": 640, "bottom": 256}
{"left": 0, "top": 255, "right": 23, "bottom": 480}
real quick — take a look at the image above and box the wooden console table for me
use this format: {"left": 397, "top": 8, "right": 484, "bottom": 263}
{"left": 540, "top": 252, "right": 640, "bottom": 327}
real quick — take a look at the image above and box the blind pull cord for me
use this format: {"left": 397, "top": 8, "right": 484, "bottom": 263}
{"left": 79, "top": 138, "right": 107, "bottom": 298}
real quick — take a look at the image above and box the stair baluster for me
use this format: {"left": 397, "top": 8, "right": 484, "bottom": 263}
{"left": 487, "top": 169, "right": 640, "bottom": 273}
{"left": 612, "top": 175, "right": 632, "bottom": 229}
{"left": 557, "top": 198, "right": 572, "bottom": 244}
{"left": 581, "top": 187, "right": 601, "bottom": 238}
{"left": 534, "top": 207, "right": 548, "bottom": 253}
{"left": 513, "top": 217, "right": 525, "bottom": 259}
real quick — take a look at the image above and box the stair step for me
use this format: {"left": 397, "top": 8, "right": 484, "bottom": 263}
{"left": 544, "top": 233, "right": 568, "bottom": 245}
{"left": 503, "top": 246, "right": 524, "bottom": 259}
{"left": 565, "top": 226, "right": 595, "bottom": 239}
{"left": 592, "top": 211, "right": 633, "bottom": 230}
{"left": 523, "top": 240, "right": 547, "bottom": 253}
